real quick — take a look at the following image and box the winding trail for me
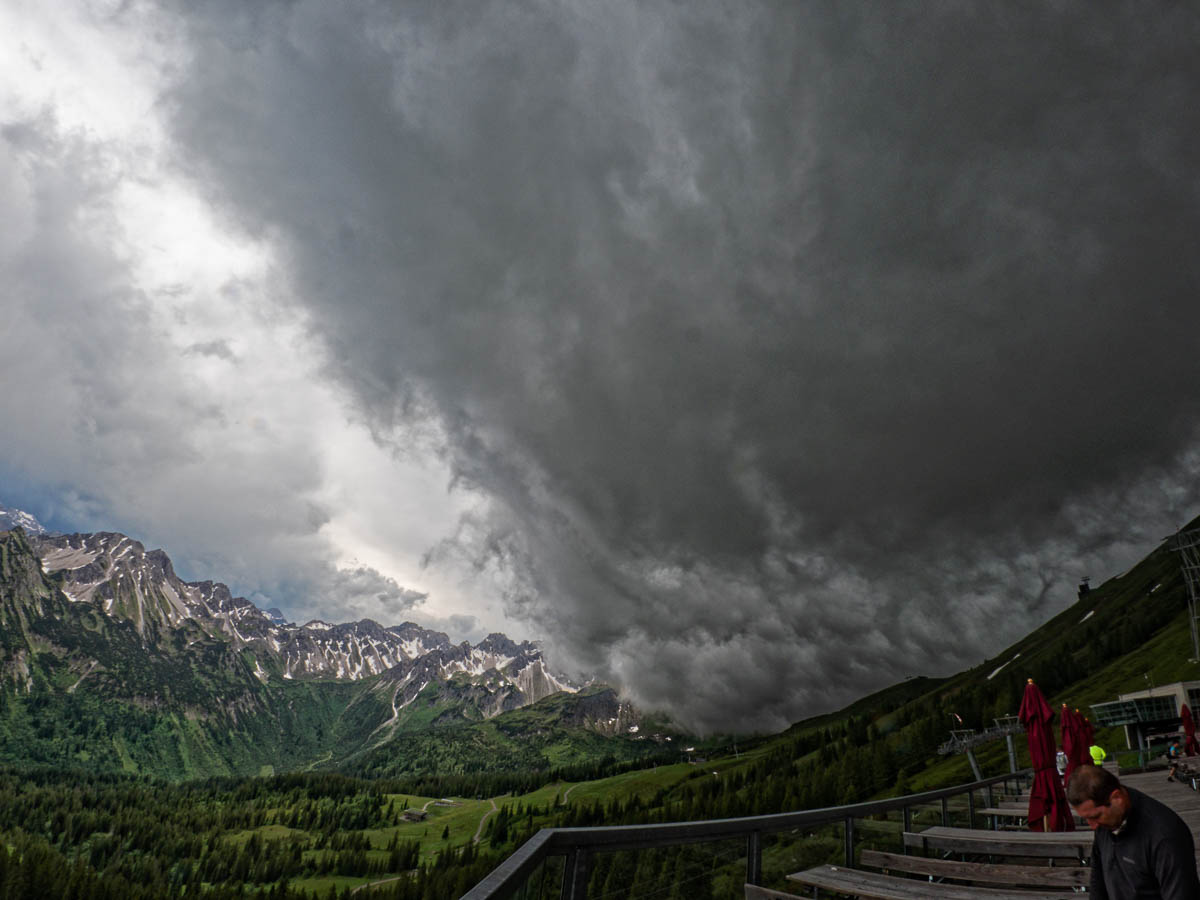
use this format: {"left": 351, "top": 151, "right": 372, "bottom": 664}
{"left": 302, "top": 750, "right": 333, "bottom": 772}
{"left": 67, "top": 660, "right": 98, "bottom": 693}
{"left": 349, "top": 872, "right": 414, "bottom": 895}
{"left": 473, "top": 798, "right": 499, "bottom": 843}
{"left": 561, "top": 783, "right": 580, "bottom": 802}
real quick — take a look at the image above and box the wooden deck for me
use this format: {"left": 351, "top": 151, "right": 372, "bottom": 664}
{"left": 1120, "top": 769, "right": 1200, "bottom": 869}
{"left": 775, "top": 770, "right": 1200, "bottom": 898}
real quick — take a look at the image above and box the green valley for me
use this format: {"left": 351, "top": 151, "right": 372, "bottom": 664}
{"left": 0, "top": 518, "right": 1197, "bottom": 897}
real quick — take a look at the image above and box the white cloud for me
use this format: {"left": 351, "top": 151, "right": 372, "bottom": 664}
{"left": 0, "top": 0, "right": 502, "bottom": 645}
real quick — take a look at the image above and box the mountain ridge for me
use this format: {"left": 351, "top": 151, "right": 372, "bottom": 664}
{"left": 29, "top": 526, "right": 571, "bottom": 693}
{"left": 0, "top": 509, "right": 671, "bottom": 780}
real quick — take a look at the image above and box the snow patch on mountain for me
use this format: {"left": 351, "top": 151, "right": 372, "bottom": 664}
{"left": 0, "top": 505, "right": 48, "bottom": 535}
{"left": 987, "top": 653, "right": 1020, "bottom": 681}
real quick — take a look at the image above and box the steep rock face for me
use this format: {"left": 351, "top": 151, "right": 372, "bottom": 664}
{"left": 30, "top": 532, "right": 568, "bottom": 700}
{"left": 0, "top": 528, "right": 414, "bottom": 777}
{"left": 26, "top": 522, "right": 574, "bottom": 710}
{"left": 3, "top": 530, "right": 265, "bottom": 706}
{"left": 272, "top": 619, "right": 442, "bottom": 680}
{"left": 35, "top": 532, "right": 269, "bottom": 643}
{"left": 0, "top": 517, "right": 651, "bottom": 780}
{"left": 387, "top": 621, "right": 453, "bottom": 655}
{"left": 562, "top": 687, "right": 642, "bottom": 736}
{"left": 0, "top": 528, "right": 58, "bottom": 691}
{"left": 368, "top": 638, "right": 576, "bottom": 732}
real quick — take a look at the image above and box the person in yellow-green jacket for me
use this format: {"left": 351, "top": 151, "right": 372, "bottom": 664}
{"left": 1090, "top": 744, "right": 1107, "bottom": 765}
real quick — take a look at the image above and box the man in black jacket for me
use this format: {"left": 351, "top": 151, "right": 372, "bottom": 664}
{"left": 1066, "top": 764, "right": 1200, "bottom": 899}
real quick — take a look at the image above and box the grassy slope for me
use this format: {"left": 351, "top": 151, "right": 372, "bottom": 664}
{"left": 334, "top": 684, "right": 697, "bottom": 780}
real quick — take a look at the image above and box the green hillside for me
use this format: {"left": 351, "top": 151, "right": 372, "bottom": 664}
{"left": 333, "top": 684, "right": 695, "bottom": 787}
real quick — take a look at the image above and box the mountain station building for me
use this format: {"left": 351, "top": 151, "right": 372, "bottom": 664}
{"left": 1090, "top": 680, "right": 1200, "bottom": 750}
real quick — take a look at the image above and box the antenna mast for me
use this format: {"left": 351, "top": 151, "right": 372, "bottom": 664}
{"left": 1171, "top": 528, "right": 1200, "bottom": 662}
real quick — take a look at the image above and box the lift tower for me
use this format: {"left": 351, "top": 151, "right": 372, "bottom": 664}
{"left": 1170, "top": 528, "right": 1200, "bottom": 662}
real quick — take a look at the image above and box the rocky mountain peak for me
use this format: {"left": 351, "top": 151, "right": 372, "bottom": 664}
{"left": 0, "top": 505, "right": 48, "bottom": 536}
{"left": 477, "top": 632, "right": 522, "bottom": 656}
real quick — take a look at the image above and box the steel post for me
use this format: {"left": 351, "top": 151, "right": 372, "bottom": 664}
{"left": 966, "top": 749, "right": 983, "bottom": 782}
{"left": 746, "top": 831, "right": 762, "bottom": 886}
{"left": 560, "top": 849, "right": 590, "bottom": 900}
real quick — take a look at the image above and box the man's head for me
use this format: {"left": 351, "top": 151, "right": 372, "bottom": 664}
{"left": 1066, "top": 764, "right": 1129, "bottom": 831}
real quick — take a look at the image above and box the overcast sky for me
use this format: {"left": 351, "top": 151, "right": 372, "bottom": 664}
{"left": 3, "top": 1, "right": 1200, "bottom": 733}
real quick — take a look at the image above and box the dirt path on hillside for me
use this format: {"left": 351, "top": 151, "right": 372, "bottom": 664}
{"left": 67, "top": 660, "right": 99, "bottom": 693}
{"left": 349, "top": 871, "right": 415, "bottom": 895}
{"left": 473, "top": 798, "right": 498, "bottom": 843}
{"left": 303, "top": 750, "right": 333, "bottom": 772}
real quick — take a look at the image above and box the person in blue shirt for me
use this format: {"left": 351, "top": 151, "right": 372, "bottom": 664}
{"left": 1166, "top": 739, "right": 1181, "bottom": 782}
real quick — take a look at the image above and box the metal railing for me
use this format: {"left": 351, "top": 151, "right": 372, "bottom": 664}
{"left": 460, "top": 770, "right": 1030, "bottom": 900}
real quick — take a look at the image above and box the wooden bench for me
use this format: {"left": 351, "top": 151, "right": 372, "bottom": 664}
{"left": 977, "top": 806, "right": 1086, "bottom": 829}
{"left": 745, "top": 832, "right": 1090, "bottom": 899}
{"left": 903, "top": 825, "right": 1093, "bottom": 860}
{"left": 976, "top": 806, "right": 1028, "bottom": 828}
{"left": 781, "top": 865, "right": 1081, "bottom": 898}
{"left": 859, "top": 849, "right": 1088, "bottom": 888}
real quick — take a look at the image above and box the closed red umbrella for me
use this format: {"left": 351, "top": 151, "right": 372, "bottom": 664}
{"left": 1060, "top": 705, "right": 1079, "bottom": 784}
{"left": 1019, "top": 679, "right": 1073, "bottom": 832}
{"left": 1182, "top": 703, "right": 1200, "bottom": 756}
{"left": 1068, "top": 708, "right": 1090, "bottom": 777}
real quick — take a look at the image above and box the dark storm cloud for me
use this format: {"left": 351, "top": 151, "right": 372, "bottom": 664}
{"left": 162, "top": 1, "right": 1200, "bottom": 731}
{"left": 185, "top": 339, "right": 237, "bottom": 361}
